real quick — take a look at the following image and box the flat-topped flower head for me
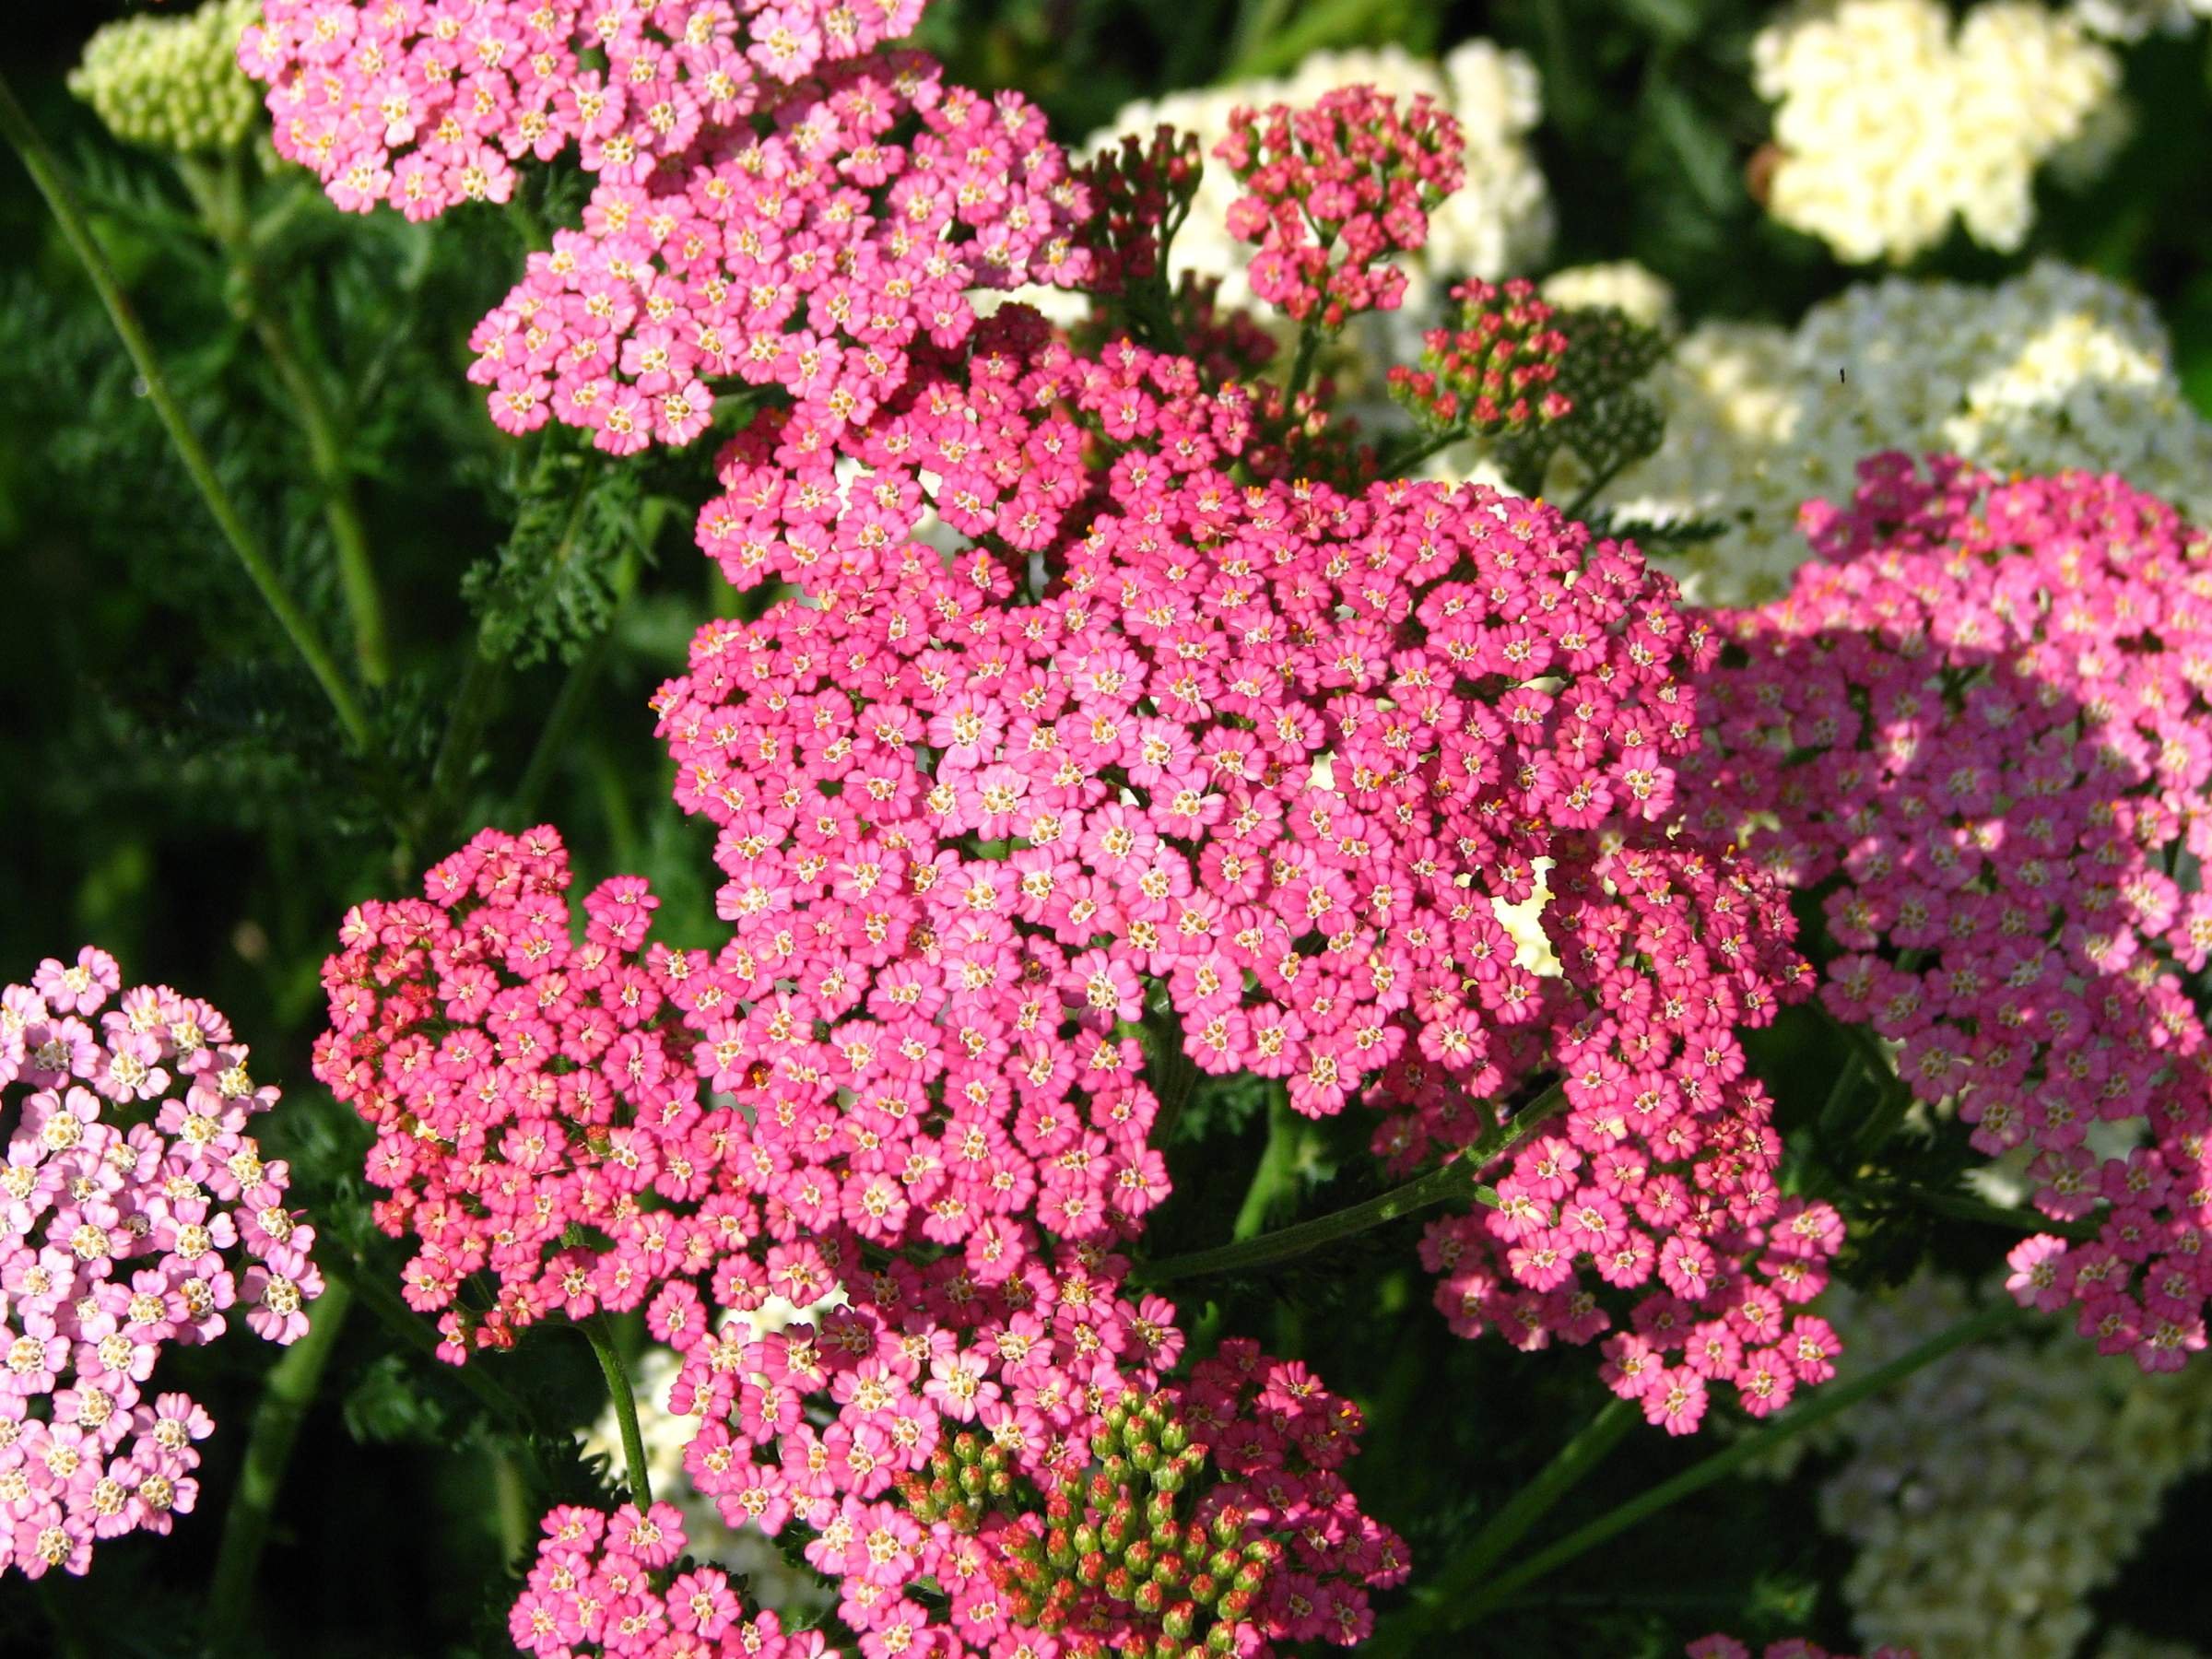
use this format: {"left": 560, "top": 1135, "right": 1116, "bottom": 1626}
{"left": 0, "top": 947, "right": 318, "bottom": 1580}
{"left": 464, "top": 57, "right": 1090, "bottom": 446}
{"left": 241, "top": 0, "right": 932, "bottom": 219}
{"left": 314, "top": 825, "right": 712, "bottom": 1359}
{"left": 656, "top": 313, "right": 1814, "bottom": 1415}
{"left": 1689, "top": 453, "right": 2212, "bottom": 1371}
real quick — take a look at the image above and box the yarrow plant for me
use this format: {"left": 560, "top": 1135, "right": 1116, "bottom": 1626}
{"left": 29, "top": 0, "right": 2212, "bottom": 1649}
{"left": 1688, "top": 455, "right": 2212, "bottom": 1371}
{"left": 0, "top": 947, "right": 318, "bottom": 1579}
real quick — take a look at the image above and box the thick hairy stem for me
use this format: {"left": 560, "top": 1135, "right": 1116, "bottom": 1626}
{"left": 1365, "top": 1397, "right": 1637, "bottom": 1658}
{"left": 1137, "top": 1080, "right": 1570, "bottom": 1287}
{"left": 206, "top": 1279, "right": 355, "bottom": 1636}
{"left": 583, "top": 1317, "right": 654, "bottom": 1510}
{"left": 0, "top": 72, "right": 375, "bottom": 754}
{"left": 1445, "top": 1301, "right": 2028, "bottom": 1628}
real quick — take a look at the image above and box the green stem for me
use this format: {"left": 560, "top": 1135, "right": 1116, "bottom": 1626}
{"left": 1813, "top": 1042, "right": 1869, "bottom": 1148}
{"left": 1869, "top": 1180, "right": 2101, "bottom": 1243}
{"left": 1145, "top": 1015, "right": 1204, "bottom": 1150}
{"left": 1385, "top": 425, "right": 1474, "bottom": 477}
{"left": 1562, "top": 452, "right": 1632, "bottom": 523}
{"left": 425, "top": 643, "right": 503, "bottom": 841}
{"left": 1138, "top": 1080, "right": 1569, "bottom": 1287}
{"left": 1231, "top": 1089, "right": 1301, "bottom": 1241}
{"left": 511, "top": 541, "right": 641, "bottom": 823}
{"left": 1286, "top": 324, "right": 1324, "bottom": 398}
{"left": 1366, "top": 1398, "right": 1637, "bottom": 1658}
{"left": 583, "top": 1317, "right": 654, "bottom": 1509}
{"left": 180, "top": 155, "right": 390, "bottom": 686}
{"left": 1447, "top": 1301, "right": 2027, "bottom": 1628}
{"left": 0, "top": 71, "right": 375, "bottom": 755}
{"left": 206, "top": 1277, "right": 354, "bottom": 1637}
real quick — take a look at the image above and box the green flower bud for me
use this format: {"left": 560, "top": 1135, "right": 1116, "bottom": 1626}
{"left": 69, "top": 0, "right": 263, "bottom": 155}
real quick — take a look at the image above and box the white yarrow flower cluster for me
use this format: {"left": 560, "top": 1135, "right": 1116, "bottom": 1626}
{"left": 2068, "top": 0, "right": 2212, "bottom": 39}
{"left": 1083, "top": 42, "right": 1553, "bottom": 312}
{"left": 1595, "top": 260, "right": 2212, "bottom": 602}
{"left": 1752, "top": 0, "right": 2121, "bottom": 262}
{"left": 1778, "top": 1275, "right": 2212, "bottom": 1659}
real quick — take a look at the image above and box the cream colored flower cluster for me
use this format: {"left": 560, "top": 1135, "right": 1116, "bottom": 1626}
{"left": 1083, "top": 42, "right": 1553, "bottom": 313}
{"left": 1592, "top": 260, "right": 2212, "bottom": 603}
{"left": 1752, "top": 0, "right": 2120, "bottom": 263}
{"left": 68, "top": 0, "right": 263, "bottom": 155}
{"left": 2069, "top": 0, "right": 2212, "bottom": 39}
{"left": 1790, "top": 1276, "right": 2212, "bottom": 1659}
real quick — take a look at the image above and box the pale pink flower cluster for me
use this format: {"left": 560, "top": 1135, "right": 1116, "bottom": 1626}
{"left": 465, "top": 58, "right": 1091, "bottom": 448}
{"left": 240, "top": 0, "right": 926, "bottom": 218}
{"left": 0, "top": 947, "right": 319, "bottom": 1578}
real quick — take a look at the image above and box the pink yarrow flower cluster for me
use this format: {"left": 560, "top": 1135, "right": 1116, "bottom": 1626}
{"left": 658, "top": 308, "right": 1818, "bottom": 1420}
{"left": 0, "top": 947, "right": 319, "bottom": 1579}
{"left": 512, "top": 1500, "right": 831, "bottom": 1658}
{"left": 314, "top": 826, "right": 728, "bottom": 1359}
{"left": 1687, "top": 454, "right": 2212, "bottom": 1372}
{"left": 665, "top": 1265, "right": 1399, "bottom": 1653}
{"left": 311, "top": 826, "right": 1404, "bottom": 1652}
{"left": 1215, "top": 85, "right": 1465, "bottom": 326}
{"left": 1415, "top": 838, "right": 1841, "bottom": 1433}
{"left": 240, "top": 0, "right": 927, "bottom": 218}
{"left": 465, "top": 58, "right": 1091, "bottom": 446}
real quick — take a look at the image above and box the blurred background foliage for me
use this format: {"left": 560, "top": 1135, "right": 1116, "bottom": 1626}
{"left": 4, "top": 1, "right": 2212, "bottom": 1655}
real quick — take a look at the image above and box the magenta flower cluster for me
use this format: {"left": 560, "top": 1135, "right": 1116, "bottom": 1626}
{"left": 512, "top": 1500, "right": 831, "bottom": 1658}
{"left": 315, "top": 825, "right": 1402, "bottom": 1654}
{"left": 240, "top": 0, "right": 926, "bottom": 218}
{"left": 1415, "top": 835, "right": 1841, "bottom": 1434}
{"left": 0, "top": 947, "right": 319, "bottom": 1579}
{"left": 1689, "top": 454, "right": 2212, "bottom": 1372}
{"left": 657, "top": 306, "right": 1831, "bottom": 1420}
{"left": 1216, "top": 84, "right": 1464, "bottom": 327}
{"left": 465, "top": 56, "right": 1090, "bottom": 448}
